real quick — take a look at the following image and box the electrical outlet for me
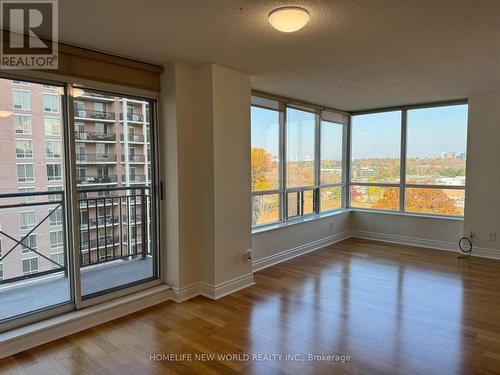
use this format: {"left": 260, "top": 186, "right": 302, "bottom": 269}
{"left": 488, "top": 232, "right": 496, "bottom": 241}
{"left": 245, "top": 249, "right": 252, "bottom": 261}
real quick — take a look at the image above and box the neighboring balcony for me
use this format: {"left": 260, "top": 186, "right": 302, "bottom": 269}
{"left": 120, "top": 113, "right": 144, "bottom": 122}
{"left": 74, "top": 108, "right": 115, "bottom": 122}
{"left": 80, "top": 216, "right": 120, "bottom": 230}
{"left": 77, "top": 174, "right": 118, "bottom": 185}
{"left": 76, "top": 153, "right": 117, "bottom": 164}
{"left": 122, "top": 175, "right": 146, "bottom": 184}
{"left": 80, "top": 92, "right": 115, "bottom": 102}
{"left": 75, "top": 132, "right": 116, "bottom": 142}
{"left": 120, "top": 133, "right": 145, "bottom": 143}
{"left": 121, "top": 154, "right": 145, "bottom": 163}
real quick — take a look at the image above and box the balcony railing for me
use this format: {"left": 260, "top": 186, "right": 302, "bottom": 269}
{"left": 121, "top": 154, "right": 145, "bottom": 162}
{"left": 75, "top": 132, "right": 116, "bottom": 142}
{"left": 120, "top": 133, "right": 145, "bottom": 142}
{"left": 120, "top": 113, "right": 144, "bottom": 122}
{"left": 74, "top": 108, "right": 115, "bottom": 121}
{"left": 78, "top": 186, "right": 151, "bottom": 267}
{"left": 122, "top": 175, "right": 146, "bottom": 183}
{"left": 0, "top": 187, "right": 151, "bottom": 285}
{"left": 77, "top": 175, "right": 118, "bottom": 185}
{"left": 76, "top": 153, "right": 117, "bottom": 163}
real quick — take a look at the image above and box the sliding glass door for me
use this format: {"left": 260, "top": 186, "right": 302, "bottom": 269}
{"left": 0, "top": 76, "right": 159, "bottom": 331}
{"left": 0, "top": 78, "right": 72, "bottom": 324}
{"left": 73, "top": 89, "right": 158, "bottom": 299}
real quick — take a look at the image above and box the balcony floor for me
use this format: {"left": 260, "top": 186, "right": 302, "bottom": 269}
{"left": 0, "top": 257, "right": 153, "bottom": 321}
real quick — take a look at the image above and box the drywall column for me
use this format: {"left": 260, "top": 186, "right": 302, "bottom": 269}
{"left": 160, "top": 62, "right": 202, "bottom": 290}
{"left": 463, "top": 92, "right": 500, "bottom": 254}
{"left": 198, "top": 64, "right": 254, "bottom": 296}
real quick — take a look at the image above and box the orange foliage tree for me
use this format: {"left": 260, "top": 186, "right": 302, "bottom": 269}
{"left": 251, "top": 147, "right": 273, "bottom": 191}
{"left": 373, "top": 188, "right": 461, "bottom": 215}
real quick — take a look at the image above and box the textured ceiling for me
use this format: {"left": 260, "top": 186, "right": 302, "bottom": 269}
{"left": 58, "top": 0, "right": 500, "bottom": 111}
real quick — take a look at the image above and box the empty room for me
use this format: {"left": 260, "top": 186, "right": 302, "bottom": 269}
{"left": 0, "top": 0, "right": 500, "bottom": 374}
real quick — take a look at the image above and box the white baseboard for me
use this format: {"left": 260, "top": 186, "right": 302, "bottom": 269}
{"left": 351, "top": 230, "right": 500, "bottom": 260}
{"left": 252, "top": 231, "right": 351, "bottom": 272}
{"left": 351, "top": 230, "right": 458, "bottom": 252}
{"left": 0, "top": 285, "right": 173, "bottom": 359}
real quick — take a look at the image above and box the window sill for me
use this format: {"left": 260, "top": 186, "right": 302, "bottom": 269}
{"left": 252, "top": 209, "right": 350, "bottom": 234}
{"left": 252, "top": 208, "right": 463, "bottom": 234}
{"left": 349, "top": 208, "right": 464, "bottom": 221}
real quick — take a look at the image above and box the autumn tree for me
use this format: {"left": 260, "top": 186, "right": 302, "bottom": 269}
{"left": 373, "top": 188, "right": 461, "bottom": 215}
{"left": 251, "top": 147, "right": 272, "bottom": 191}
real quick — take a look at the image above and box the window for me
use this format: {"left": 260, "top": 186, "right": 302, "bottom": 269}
{"left": 49, "top": 207, "right": 63, "bottom": 226}
{"left": 251, "top": 94, "right": 348, "bottom": 228}
{"left": 12, "top": 89, "right": 30, "bottom": 110}
{"left": 47, "top": 163, "right": 62, "bottom": 181}
{"left": 13, "top": 80, "right": 29, "bottom": 86}
{"left": 49, "top": 230, "right": 64, "bottom": 249}
{"left": 350, "top": 104, "right": 467, "bottom": 216}
{"left": 18, "top": 187, "right": 35, "bottom": 203}
{"left": 46, "top": 141, "right": 62, "bottom": 159}
{"left": 405, "top": 105, "right": 467, "bottom": 216}
{"left": 21, "top": 234, "right": 37, "bottom": 254}
{"left": 13, "top": 114, "right": 32, "bottom": 134}
{"left": 16, "top": 139, "right": 33, "bottom": 158}
{"left": 251, "top": 104, "right": 281, "bottom": 226}
{"left": 320, "top": 116, "right": 345, "bottom": 212}
{"left": 19, "top": 211, "right": 36, "bottom": 230}
{"left": 22, "top": 257, "right": 38, "bottom": 275}
{"left": 48, "top": 186, "right": 63, "bottom": 202}
{"left": 17, "top": 164, "right": 34, "bottom": 182}
{"left": 44, "top": 117, "right": 60, "bottom": 136}
{"left": 42, "top": 93, "right": 60, "bottom": 113}
{"left": 350, "top": 111, "right": 402, "bottom": 211}
{"left": 50, "top": 252, "right": 64, "bottom": 269}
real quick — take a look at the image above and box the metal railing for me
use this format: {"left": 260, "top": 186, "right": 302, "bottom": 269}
{"left": 121, "top": 154, "right": 145, "bottom": 162}
{"left": 75, "top": 132, "right": 116, "bottom": 142}
{"left": 74, "top": 108, "right": 115, "bottom": 121}
{"left": 122, "top": 175, "right": 146, "bottom": 183}
{"left": 77, "top": 175, "right": 118, "bottom": 185}
{"left": 0, "top": 186, "right": 151, "bottom": 285}
{"left": 0, "top": 190, "right": 66, "bottom": 285}
{"left": 120, "top": 133, "right": 144, "bottom": 142}
{"left": 120, "top": 113, "right": 144, "bottom": 122}
{"left": 76, "top": 153, "right": 117, "bottom": 163}
{"left": 78, "top": 186, "right": 151, "bottom": 267}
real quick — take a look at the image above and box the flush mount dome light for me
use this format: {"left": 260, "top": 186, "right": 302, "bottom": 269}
{"left": 268, "top": 6, "right": 310, "bottom": 32}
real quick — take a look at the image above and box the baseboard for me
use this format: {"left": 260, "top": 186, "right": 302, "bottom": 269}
{"left": 171, "top": 283, "right": 204, "bottom": 303}
{"left": 252, "top": 231, "right": 351, "bottom": 272}
{"left": 0, "top": 285, "right": 173, "bottom": 359}
{"left": 351, "top": 230, "right": 500, "bottom": 260}
{"left": 351, "top": 230, "right": 458, "bottom": 252}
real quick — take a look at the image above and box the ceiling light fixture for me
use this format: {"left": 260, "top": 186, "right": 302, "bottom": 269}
{"left": 0, "top": 110, "right": 12, "bottom": 118}
{"left": 268, "top": 6, "right": 310, "bottom": 33}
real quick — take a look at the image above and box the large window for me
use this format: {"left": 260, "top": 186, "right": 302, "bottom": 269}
{"left": 350, "top": 104, "right": 467, "bottom": 216}
{"left": 43, "top": 93, "right": 60, "bottom": 113}
{"left": 12, "top": 89, "right": 30, "bottom": 110}
{"left": 13, "top": 114, "right": 32, "bottom": 134}
{"left": 251, "top": 94, "right": 347, "bottom": 228}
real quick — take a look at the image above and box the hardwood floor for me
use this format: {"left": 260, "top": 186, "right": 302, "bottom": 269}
{"left": 2, "top": 238, "right": 500, "bottom": 374}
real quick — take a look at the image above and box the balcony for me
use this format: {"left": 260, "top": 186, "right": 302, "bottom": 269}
{"left": 74, "top": 108, "right": 115, "bottom": 121}
{"left": 121, "top": 154, "right": 145, "bottom": 162}
{"left": 122, "top": 175, "right": 146, "bottom": 183}
{"left": 76, "top": 153, "right": 117, "bottom": 163}
{"left": 120, "top": 133, "right": 145, "bottom": 143}
{"left": 80, "top": 92, "right": 115, "bottom": 102}
{"left": 77, "top": 175, "right": 118, "bottom": 185}
{"left": 75, "top": 132, "right": 116, "bottom": 142}
{"left": 119, "top": 113, "right": 144, "bottom": 122}
{"left": 0, "top": 187, "right": 152, "bottom": 319}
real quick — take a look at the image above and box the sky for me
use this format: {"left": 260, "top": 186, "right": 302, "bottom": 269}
{"left": 252, "top": 104, "right": 468, "bottom": 161}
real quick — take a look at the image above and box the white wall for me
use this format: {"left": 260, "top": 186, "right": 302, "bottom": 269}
{"left": 463, "top": 92, "right": 500, "bottom": 252}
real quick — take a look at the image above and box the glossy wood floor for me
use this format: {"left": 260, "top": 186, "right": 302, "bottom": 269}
{"left": 2, "top": 238, "right": 500, "bottom": 374}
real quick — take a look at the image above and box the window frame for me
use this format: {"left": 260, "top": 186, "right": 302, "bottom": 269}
{"left": 349, "top": 101, "right": 467, "bottom": 218}
{"left": 251, "top": 94, "right": 349, "bottom": 229}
